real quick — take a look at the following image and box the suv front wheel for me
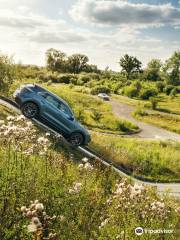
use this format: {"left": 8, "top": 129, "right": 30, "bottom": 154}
{"left": 69, "top": 132, "right": 84, "bottom": 146}
{"left": 21, "top": 102, "right": 39, "bottom": 119}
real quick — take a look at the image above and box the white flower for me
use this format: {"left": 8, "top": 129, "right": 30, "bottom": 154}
{"left": 35, "top": 203, "right": 44, "bottom": 212}
{"left": 84, "top": 162, "right": 93, "bottom": 171}
{"left": 78, "top": 164, "right": 84, "bottom": 170}
{"left": 21, "top": 206, "right": 27, "bottom": 212}
{"left": 7, "top": 116, "right": 15, "bottom": 121}
{"left": 46, "top": 132, "right": 50, "bottom": 136}
{"left": 69, "top": 182, "right": 82, "bottom": 194}
{"left": 27, "top": 223, "right": 37, "bottom": 233}
{"left": 16, "top": 115, "right": 26, "bottom": 121}
{"left": 0, "top": 120, "right": 4, "bottom": 125}
{"left": 82, "top": 157, "right": 88, "bottom": 163}
{"left": 59, "top": 215, "right": 65, "bottom": 222}
{"left": 99, "top": 218, "right": 109, "bottom": 229}
{"left": 37, "top": 137, "right": 49, "bottom": 145}
{"left": 27, "top": 121, "right": 33, "bottom": 127}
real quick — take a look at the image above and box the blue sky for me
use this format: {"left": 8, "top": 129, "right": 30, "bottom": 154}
{"left": 0, "top": 0, "right": 180, "bottom": 70}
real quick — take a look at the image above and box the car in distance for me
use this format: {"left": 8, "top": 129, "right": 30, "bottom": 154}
{"left": 98, "top": 93, "right": 110, "bottom": 101}
{"left": 13, "top": 84, "right": 91, "bottom": 146}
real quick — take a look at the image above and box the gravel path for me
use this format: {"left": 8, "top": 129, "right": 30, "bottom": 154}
{"left": 111, "top": 100, "right": 180, "bottom": 141}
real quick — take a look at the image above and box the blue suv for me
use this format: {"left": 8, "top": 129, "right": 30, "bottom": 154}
{"left": 13, "top": 84, "right": 91, "bottom": 146}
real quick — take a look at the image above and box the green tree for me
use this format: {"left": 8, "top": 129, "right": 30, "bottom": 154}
{"left": 0, "top": 52, "right": 15, "bottom": 93}
{"left": 119, "top": 54, "right": 142, "bottom": 79}
{"left": 144, "top": 59, "right": 162, "bottom": 81}
{"left": 163, "top": 51, "right": 180, "bottom": 85}
{"left": 67, "top": 54, "right": 89, "bottom": 74}
{"left": 45, "top": 48, "right": 67, "bottom": 72}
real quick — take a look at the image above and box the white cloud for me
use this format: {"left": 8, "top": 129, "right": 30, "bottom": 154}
{"left": 70, "top": 0, "right": 180, "bottom": 28}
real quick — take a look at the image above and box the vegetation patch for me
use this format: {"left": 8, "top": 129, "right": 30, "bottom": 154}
{"left": 90, "top": 133, "right": 180, "bottom": 182}
{"left": 133, "top": 110, "right": 180, "bottom": 134}
{"left": 0, "top": 114, "right": 179, "bottom": 239}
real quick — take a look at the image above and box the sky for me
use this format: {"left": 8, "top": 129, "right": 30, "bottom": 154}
{"left": 0, "top": 0, "right": 180, "bottom": 71}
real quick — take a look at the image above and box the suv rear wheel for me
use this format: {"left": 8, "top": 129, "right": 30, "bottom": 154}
{"left": 69, "top": 132, "right": 84, "bottom": 146}
{"left": 21, "top": 102, "right": 39, "bottom": 119}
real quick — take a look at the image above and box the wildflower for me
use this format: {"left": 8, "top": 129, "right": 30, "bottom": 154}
{"left": 46, "top": 132, "right": 51, "bottom": 136}
{"left": 59, "top": 215, "right": 65, "bottom": 222}
{"left": 78, "top": 164, "right": 84, "bottom": 170}
{"left": 0, "top": 120, "right": 4, "bottom": 125}
{"left": 69, "top": 182, "right": 82, "bottom": 194}
{"left": 37, "top": 137, "right": 49, "bottom": 145}
{"left": 27, "top": 121, "right": 33, "bottom": 127}
{"left": 35, "top": 203, "right": 44, "bottom": 212}
{"left": 16, "top": 115, "right": 26, "bottom": 121}
{"left": 99, "top": 218, "right": 109, "bottom": 229}
{"left": 7, "top": 116, "right": 15, "bottom": 121}
{"left": 84, "top": 162, "right": 93, "bottom": 171}
{"left": 82, "top": 157, "right": 88, "bottom": 163}
{"left": 28, "top": 223, "right": 37, "bottom": 233}
{"left": 21, "top": 206, "right": 27, "bottom": 212}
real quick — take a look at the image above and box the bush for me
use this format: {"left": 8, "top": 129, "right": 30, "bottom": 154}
{"left": 90, "top": 86, "right": 111, "bottom": 95}
{"left": 150, "top": 97, "right": 158, "bottom": 110}
{"left": 123, "top": 86, "right": 139, "bottom": 98}
{"left": 139, "top": 88, "right": 158, "bottom": 100}
{"left": 0, "top": 53, "right": 15, "bottom": 93}
{"left": 116, "top": 120, "right": 139, "bottom": 132}
{"left": 156, "top": 81, "right": 165, "bottom": 93}
{"left": 170, "top": 88, "right": 177, "bottom": 99}
{"left": 163, "top": 85, "right": 175, "bottom": 95}
{"left": 133, "top": 108, "right": 148, "bottom": 117}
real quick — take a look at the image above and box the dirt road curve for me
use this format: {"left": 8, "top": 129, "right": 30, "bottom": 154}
{"left": 111, "top": 100, "right": 180, "bottom": 141}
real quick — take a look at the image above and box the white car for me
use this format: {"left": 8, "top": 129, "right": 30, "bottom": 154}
{"left": 98, "top": 93, "right": 110, "bottom": 101}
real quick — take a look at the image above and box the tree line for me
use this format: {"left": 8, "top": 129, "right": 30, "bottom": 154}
{"left": 0, "top": 49, "right": 180, "bottom": 94}
{"left": 46, "top": 48, "right": 180, "bottom": 86}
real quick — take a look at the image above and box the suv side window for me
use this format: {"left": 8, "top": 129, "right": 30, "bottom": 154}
{"left": 58, "top": 102, "right": 72, "bottom": 117}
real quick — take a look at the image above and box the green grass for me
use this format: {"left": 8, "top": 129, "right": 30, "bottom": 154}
{"left": 0, "top": 105, "right": 18, "bottom": 119}
{"left": 90, "top": 133, "right": 180, "bottom": 182}
{"left": 0, "top": 112, "right": 179, "bottom": 240}
{"left": 133, "top": 110, "right": 180, "bottom": 134}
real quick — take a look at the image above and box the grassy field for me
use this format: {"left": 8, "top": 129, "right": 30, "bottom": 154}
{"left": 90, "top": 133, "right": 180, "bottom": 182}
{"left": 114, "top": 93, "right": 180, "bottom": 115}
{"left": 0, "top": 111, "right": 179, "bottom": 240}
{"left": 133, "top": 110, "right": 180, "bottom": 134}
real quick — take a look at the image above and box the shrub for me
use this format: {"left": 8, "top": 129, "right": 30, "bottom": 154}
{"left": 170, "top": 88, "right": 177, "bottom": 99}
{"left": 163, "top": 85, "right": 174, "bottom": 95}
{"left": 116, "top": 120, "right": 138, "bottom": 132}
{"left": 0, "top": 53, "right": 15, "bottom": 93}
{"left": 150, "top": 97, "right": 158, "bottom": 110}
{"left": 132, "top": 80, "right": 142, "bottom": 91}
{"left": 156, "top": 81, "right": 165, "bottom": 93}
{"left": 133, "top": 108, "right": 148, "bottom": 117}
{"left": 123, "top": 86, "right": 139, "bottom": 98}
{"left": 139, "top": 88, "right": 158, "bottom": 100}
{"left": 91, "top": 109, "right": 103, "bottom": 122}
{"left": 90, "top": 86, "right": 111, "bottom": 95}
{"left": 78, "top": 75, "right": 91, "bottom": 84}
